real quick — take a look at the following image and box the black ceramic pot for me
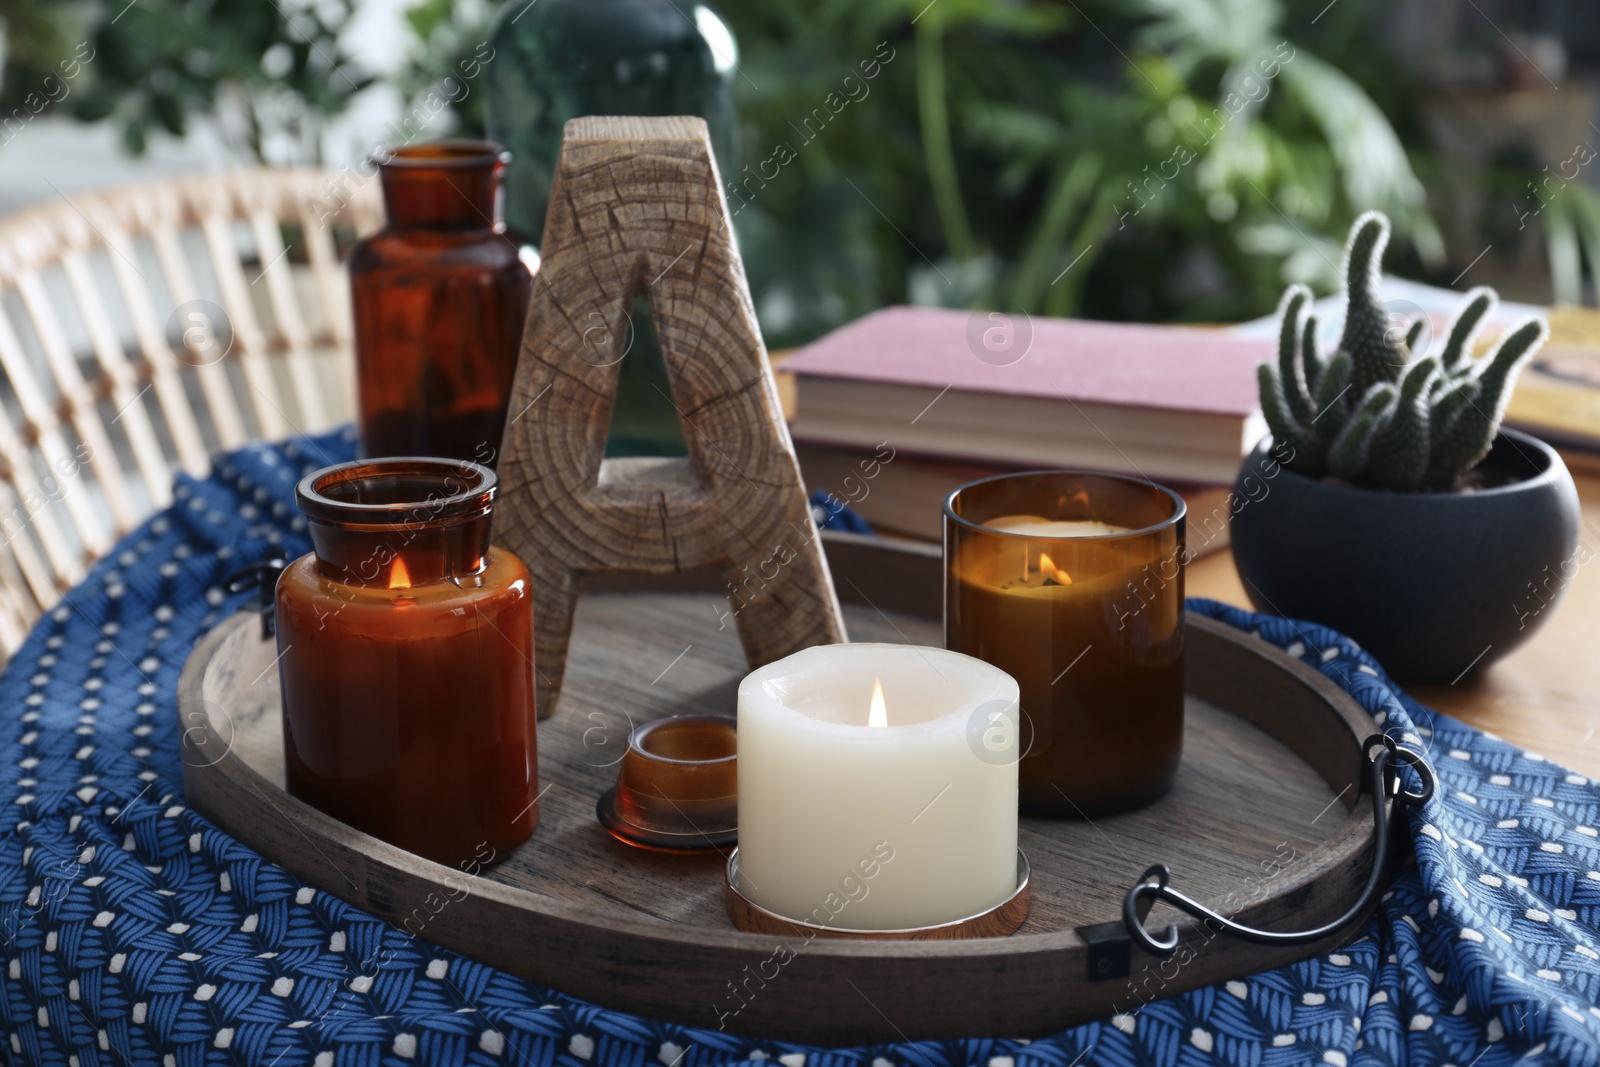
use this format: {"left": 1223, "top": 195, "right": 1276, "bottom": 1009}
{"left": 1229, "top": 427, "right": 1583, "bottom": 684}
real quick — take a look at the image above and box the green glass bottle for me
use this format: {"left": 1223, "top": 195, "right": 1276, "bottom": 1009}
{"left": 485, "top": 0, "right": 739, "bottom": 456}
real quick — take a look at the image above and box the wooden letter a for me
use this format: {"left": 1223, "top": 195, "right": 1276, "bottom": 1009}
{"left": 495, "top": 116, "right": 847, "bottom": 718}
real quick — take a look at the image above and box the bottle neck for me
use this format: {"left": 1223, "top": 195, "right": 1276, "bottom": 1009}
{"left": 378, "top": 141, "right": 510, "bottom": 231}
{"left": 296, "top": 459, "right": 499, "bottom": 589}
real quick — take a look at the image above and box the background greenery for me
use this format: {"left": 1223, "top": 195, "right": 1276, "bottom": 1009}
{"left": 5, "top": 0, "right": 1595, "bottom": 346}
{"left": 33, "top": 0, "right": 373, "bottom": 159}
{"left": 715, "top": 0, "right": 1446, "bottom": 343}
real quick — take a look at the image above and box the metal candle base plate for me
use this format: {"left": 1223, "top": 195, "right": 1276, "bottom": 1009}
{"left": 725, "top": 848, "right": 1031, "bottom": 940}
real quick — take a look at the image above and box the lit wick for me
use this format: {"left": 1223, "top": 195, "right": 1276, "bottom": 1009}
{"left": 389, "top": 555, "right": 412, "bottom": 590}
{"left": 868, "top": 678, "right": 888, "bottom": 728}
{"left": 1038, "top": 552, "right": 1072, "bottom": 587}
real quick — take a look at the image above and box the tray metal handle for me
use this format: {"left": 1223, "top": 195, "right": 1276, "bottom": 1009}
{"left": 1081, "top": 734, "right": 1434, "bottom": 979}
{"left": 221, "top": 553, "right": 287, "bottom": 638}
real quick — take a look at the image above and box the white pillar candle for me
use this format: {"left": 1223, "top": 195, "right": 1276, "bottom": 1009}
{"left": 736, "top": 643, "right": 1020, "bottom": 931}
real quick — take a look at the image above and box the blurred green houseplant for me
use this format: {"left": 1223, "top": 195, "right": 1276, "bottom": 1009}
{"left": 1531, "top": 173, "right": 1600, "bottom": 308}
{"left": 6, "top": 0, "right": 1447, "bottom": 345}
{"left": 0, "top": 0, "right": 77, "bottom": 113}
{"left": 712, "top": 0, "right": 1446, "bottom": 344}
{"left": 393, "top": 0, "right": 496, "bottom": 140}
{"left": 11, "top": 0, "right": 373, "bottom": 160}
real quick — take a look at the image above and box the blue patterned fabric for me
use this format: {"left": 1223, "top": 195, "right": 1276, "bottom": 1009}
{"left": 1, "top": 429, "right": 1598, "bottom": 1067}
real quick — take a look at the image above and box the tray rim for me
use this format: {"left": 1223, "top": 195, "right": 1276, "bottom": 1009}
{"left": 177, "top": 532, "right": 1385, "bottom": 1039}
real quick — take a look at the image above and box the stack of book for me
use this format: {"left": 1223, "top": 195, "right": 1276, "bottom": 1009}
{"left": 1502, "top": 306, "right": 1600, "bottom": 472}
{"left": 780, "top": 306, "right": 1273, "bottom": 552}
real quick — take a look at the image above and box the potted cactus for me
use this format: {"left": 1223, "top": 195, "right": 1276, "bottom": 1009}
{"left": 1230, "top": 212, "right": 1582, "bottom": 683}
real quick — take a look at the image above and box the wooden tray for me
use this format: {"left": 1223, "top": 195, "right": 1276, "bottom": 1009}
{"left": 177, "top": 534, "right": 1381, "bottom": 1045}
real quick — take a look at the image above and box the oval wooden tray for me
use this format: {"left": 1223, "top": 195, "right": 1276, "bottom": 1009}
{"left": 177, "top": 533, "right": 1381, "bottom": 1045}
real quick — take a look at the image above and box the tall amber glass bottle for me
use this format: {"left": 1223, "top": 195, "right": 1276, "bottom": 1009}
{"left": 350, "top": 142, "right": 533, "bottom": 466}
{"left": 274, "top": 458, "right": 539, "bottom": 866}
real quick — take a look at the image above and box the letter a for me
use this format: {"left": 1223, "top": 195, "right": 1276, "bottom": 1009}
{"left": 496, "top": 117, "right": 847, "bottom": 717}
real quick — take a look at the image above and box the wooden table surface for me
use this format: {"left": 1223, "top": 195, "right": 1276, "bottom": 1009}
{"left": 1188, "top": 470, "right": 1600, "bottom": 777}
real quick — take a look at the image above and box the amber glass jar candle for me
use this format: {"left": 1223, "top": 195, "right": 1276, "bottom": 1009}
{"left": 274, "top": 458, "right": 539, "bottom": 866}
{"left": 944, "top": 472, "right": 1186, "bottom": 817}
{"left": 350, "top": 141, "right": 534, "bottom": 466}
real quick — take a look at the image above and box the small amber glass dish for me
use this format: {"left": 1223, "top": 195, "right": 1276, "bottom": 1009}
{"left": 597, "top": 715, "right": 738, "bottom": 852}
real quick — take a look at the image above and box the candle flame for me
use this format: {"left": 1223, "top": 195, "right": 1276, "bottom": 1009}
{"left": 388, "top": 556, "right": 411, "bottom": 590}
{"left": 868, "top": 678, "right": 888, "bottom": 729}
{"left": 1039, "top": 552, "right": 1072, "bottom": 586}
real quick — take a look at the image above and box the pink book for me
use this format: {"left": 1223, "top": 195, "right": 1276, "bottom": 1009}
{"left": 782, "top": 307, "right": 1273, "bottom": 485}
{"left": 782, "top": 306, "right": 1270, "bottom": 415}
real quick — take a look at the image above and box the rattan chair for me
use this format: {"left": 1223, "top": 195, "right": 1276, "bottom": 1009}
{"left": 0, "top": 169, "right": 382, "bottom": 661}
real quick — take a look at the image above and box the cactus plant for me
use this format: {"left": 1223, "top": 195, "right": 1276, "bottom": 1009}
{"left": 1258, "top": 211, "right": 1549, "bottom": 492}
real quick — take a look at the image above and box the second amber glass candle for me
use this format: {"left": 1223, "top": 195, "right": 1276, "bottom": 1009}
{"left": 274, "top": 458, "right": 539, "bottom": 866}
{"left": 944, "top": 471, "right": 1186, "bottom": 817}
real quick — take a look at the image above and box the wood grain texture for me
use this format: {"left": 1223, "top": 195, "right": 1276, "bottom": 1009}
{"left": 495, "top": 116, "right": 845, "bottom": 719}
{"left": 1188, "top": 470, "right": 1600, "bottom": 777}
{"left": 181, "top": 534, "right": 1385, "bottom": 1044}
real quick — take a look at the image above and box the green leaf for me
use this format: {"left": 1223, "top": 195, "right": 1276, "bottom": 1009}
{"left": 1300, "top": 314, "right": 1327, "bottom": 395}
{"left": 1545, "top": 190, "right": 1582, "bottom": 307}
{"left": 1125, "top": 0, "right": 1281, "bottom": 68}
{"left": 904, "top": 0, "right": 1068, "bottom": 36}
{"left": 1257, "top": 361, "right": 1323, "bottom": 474}
{"left": 405, "top": 0, "right": 455, "bottom": 41}
{"left": 1275, "top": 284, "right": 1314, "bottom": 423}
{"left": 1277, "top": 52, "right": 1439, "bottom": 263}
{"left": 1312, "top": 349, "right": 1353, "bottom": 429}
{"left": 1564, "top": 185, "right": 1600, "bottom": 307}
{"left": 1327, "top": 383, "right": 1396, "bottom": 481}
{"left": 1008, "top": 153, "right": 1101, "bottom": 311}
{"left": 152, "top": 93, "right": 185, "bottom": 137}
{"left": 121, "top": 119, "right": 147, "bottom": 157}
{"left": 71, "top": 93, "right": 118, "bottom": 124}
{"left": 1429, "top": 318, "right": 1548, "bottom": 483}
{"left": 1438, "top": 288, "right": 1496, "bottom": 372}
{"left": 1367, "top": 357, "right": 1436, "bottom": 490}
